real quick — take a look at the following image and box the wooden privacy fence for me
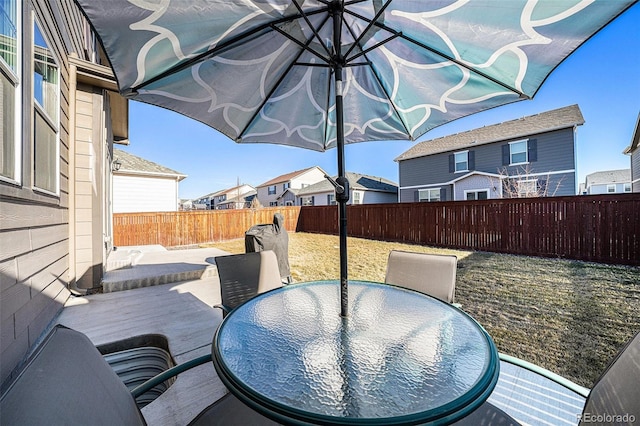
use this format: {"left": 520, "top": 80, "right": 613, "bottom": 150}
{"left": 297, "top": 194, "right": 640, "bottom": 266}
{"left": 114, "top": 207, "right": 301, "bottom": 247}
{"left": 114, "top": 195, "right": 639, "bottom": 265}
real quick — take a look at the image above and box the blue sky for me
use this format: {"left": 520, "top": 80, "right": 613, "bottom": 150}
{"left": 125, "top": 4, "right": 639, "bottom": 200}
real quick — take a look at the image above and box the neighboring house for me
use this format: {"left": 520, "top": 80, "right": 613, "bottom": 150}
{"left": 256, "top": 166, "right": 327, "bottom": 207}
{"left": 211, "top": 184, "right": 256, "bottom": 209}
{"left": 623, "top": 113, "right": 640, "bottom": 192}
{"left": 395, "top": 105, "right": 585, "bottom": 202}
{"left": 290, "top": 172, "right": 398, "bottom": 206}
{"left": 217, "top": 192, "right": 258, "bottom": 209}
{"left": 193, "top": 184, "right": 256, "bottom": 210}
{"left": 582, "top": 169, "right": 632, "bottom": 195}
{"left": 193, "top": 192, "right": 216, "bottom": 209}
{"left": 180, "top": 199, "right": 194, "bottom": 210}
{"left": 1, "top": 1, "right": 128, "bottom": 386}
{"left": 112, "top": 148, "right": 186, "bottom": 212}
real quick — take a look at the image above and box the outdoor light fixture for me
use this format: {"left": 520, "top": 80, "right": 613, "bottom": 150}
{"left": 111, "top": 158, "right": 122, "bottom": 172}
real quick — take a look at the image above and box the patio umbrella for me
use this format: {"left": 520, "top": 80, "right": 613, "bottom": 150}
{"left": 75, "top": 0, "right": 636, "bottom": 316}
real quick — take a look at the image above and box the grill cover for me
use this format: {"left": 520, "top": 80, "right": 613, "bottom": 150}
{"left": 245, "top": 213, "right": 291, "bottom": 282}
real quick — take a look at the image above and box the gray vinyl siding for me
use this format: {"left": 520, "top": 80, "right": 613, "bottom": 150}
{"left": 0, "top": 0, "right": 101, "bottom": 388}
{"left": 360, "top": 190, "right": 397, "bottom": 204}
{"left": 631, "top": 149, "right": 640, "bottom": 192}
{"left": 399, "top": 128, "right": 576, "bottom": 201}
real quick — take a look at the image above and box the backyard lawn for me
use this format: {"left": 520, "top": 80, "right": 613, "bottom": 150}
{"left": 204, "top": 232, "right": 640, "bottom": 388}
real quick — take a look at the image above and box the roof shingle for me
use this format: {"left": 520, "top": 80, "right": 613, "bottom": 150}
{"left": 114, "top": 148, "right": 185, "bottom": 177}
{"left": 395, "top": 105, "right": 584, "bottom": 162}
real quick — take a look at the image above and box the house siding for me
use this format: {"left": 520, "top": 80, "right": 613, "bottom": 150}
{"left": 399, "top": 128, "right": 577, "bottom": 201}
{"left": 113, "top": 175, "right": 180, "bottom": 212}
{"left": 1, "top": 0, "right": 116, "bottom": 387}
{"left": 631, "top": 149, "right": 640, "bottom": 192}
{"left": 454, "top": 175, "right": 501, "bottom": 200}
{"left": 361, "top": 190, "right": 397, "bottom": 204}
{"left": 257, "top": 167, "right": 326, "bottom": 206}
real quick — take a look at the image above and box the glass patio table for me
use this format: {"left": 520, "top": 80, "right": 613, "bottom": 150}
{"left": 212, "top": 280, "right": 499, "bottom": 425}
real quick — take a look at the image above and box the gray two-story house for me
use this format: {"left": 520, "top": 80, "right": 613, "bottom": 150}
{"left": 396, "top": 105, "right": 585, "bottom": 202}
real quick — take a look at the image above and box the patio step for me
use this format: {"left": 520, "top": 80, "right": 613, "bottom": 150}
{"left": 102, "top": 247, "right": 226, "bottom": 293}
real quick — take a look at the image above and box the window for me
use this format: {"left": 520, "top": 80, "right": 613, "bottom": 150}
{"left": 269, "top": 201, "right": 277, "bottom": 206}
{"left": 268, "top": 185, "right": 276, "bottom": 195}
{"left": 465, "top": 190, "right": 488, "bottom": 200}
{"left": 454, "top": 151, "right": 468, "bottom": 172}
{"left": 624, "top": 183, "right": 631, "bottom": 192}
{"left": 517, "top": 180, "right": 537, "bottom": 197}
{"left": 1, "top": 0, "right": 20, "bottom": 182}
{"left": 607, "top": 184, "right": 616, "bottom": 193}
{"left": 33, "top": 20, "right": 59, "bottom": 194}
{"left": 283, "top": 182, "right": 290, "bottom": 190}
{"left": 327, "top": 193, "right": 336, "bottom": 205}
{"left": 509, "top": 140, "right": 528, "bottom": 165}
{"left": 301, "top": 196, "right": 314, "bottom": 206}
{"left": 352, "top": 191, "right": 361, "bottom": 205}
{"left": 418, "top": 188, "right": 440, "bottom": 202}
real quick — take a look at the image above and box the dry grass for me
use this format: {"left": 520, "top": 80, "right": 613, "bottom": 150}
{"left": 203, "top": 232, "right": 640, "bottom": 387}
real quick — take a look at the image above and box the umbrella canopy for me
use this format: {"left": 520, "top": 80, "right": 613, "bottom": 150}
{"left": 76, "top": 0, "right": 636, "bottom": 315}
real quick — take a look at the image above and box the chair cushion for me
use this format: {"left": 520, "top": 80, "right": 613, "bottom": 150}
{"left": 0, "top": 325, "right": 146, "bottom": 426}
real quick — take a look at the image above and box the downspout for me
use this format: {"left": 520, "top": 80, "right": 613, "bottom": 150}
{"left": 68, "top": 53, "right": 78, "bottom": 291}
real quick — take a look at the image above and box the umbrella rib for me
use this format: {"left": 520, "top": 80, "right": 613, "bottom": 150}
{"left": 130, "top": 8, "right": 330, "bottom": 93}
{"left": 342, "top": 19, "right": 414, "bottom": 139}
{"left": 271, "top": 25, "right": 331, "bottom": 65}
{"left": 344, "top": 0, "right": 393, "bottom": 59}
{"left": 291, "top": 0, "right": 332, "bottom": 58}
{"left": 343, "top": 9, "right": 530, "bottom": 99}
{"left": 237, "top": 14, "right": 333, "bottom": 142}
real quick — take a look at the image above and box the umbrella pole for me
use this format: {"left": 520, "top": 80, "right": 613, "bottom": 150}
{"left": 332, "top": 3, "right": 348, "bottom": 317}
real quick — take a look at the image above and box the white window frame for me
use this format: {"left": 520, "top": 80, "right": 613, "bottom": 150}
{"left": 0, "top": 0, "right": 22, "bottom": 184}
{"left": 454, "top": 151, "right": 469, "bottom": 173}
{"left": 624, "top": 183, "right": 631, "bottom": 192}
{"left": 607, "top": 184, "right": 616, "bottom": 193}
{"left": 327, "top": 193, "right": 336, "bottom": 205}
{"left": 464, "top": 189, "right": 489, "bottom": 201}
{"left": 517, "top": 179, "right": 537, "bottom": 197}
{"left": 283, "top": 182, "right": 290, "bottom": 190}
{"left": 352, "top": 190, "right": 362, "bottom": 204}
{"left": 268, "top": 185, "right": 276, "bottom": 195}
{"left": 32, "top": 17, "right": 60, "bottom": 195}
{"left": 509, "top": 140, "right": 528, "bottom": 165}
{"left": 418, "top": 188, "right": 440, "bottom": 202}
{"left": 301, "top": 196, "right": 313, "bottom": 206}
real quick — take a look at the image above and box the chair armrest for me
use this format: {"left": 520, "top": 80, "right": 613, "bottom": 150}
{"left": 131, "top": 354, "right": 212, "bottom": 398}
{"left": 213, "top": 304, "right": 231, "bottom": 315}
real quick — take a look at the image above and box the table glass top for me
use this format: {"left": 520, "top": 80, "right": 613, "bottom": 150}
{"left": 214, "top": 280, "right": 497, "bottom": 424}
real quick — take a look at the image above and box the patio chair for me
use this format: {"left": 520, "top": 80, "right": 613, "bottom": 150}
{"left": 385, "top": 250, "right": 458, "bottom": 305}
{"left": 214, "top": 250, "right": 283, "bottom": 316}
{"left": 487, "top": 331, "right": 640, "bottom": 426}
{"left": 0, "top": 325, "right": 277, "bottom": 425}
